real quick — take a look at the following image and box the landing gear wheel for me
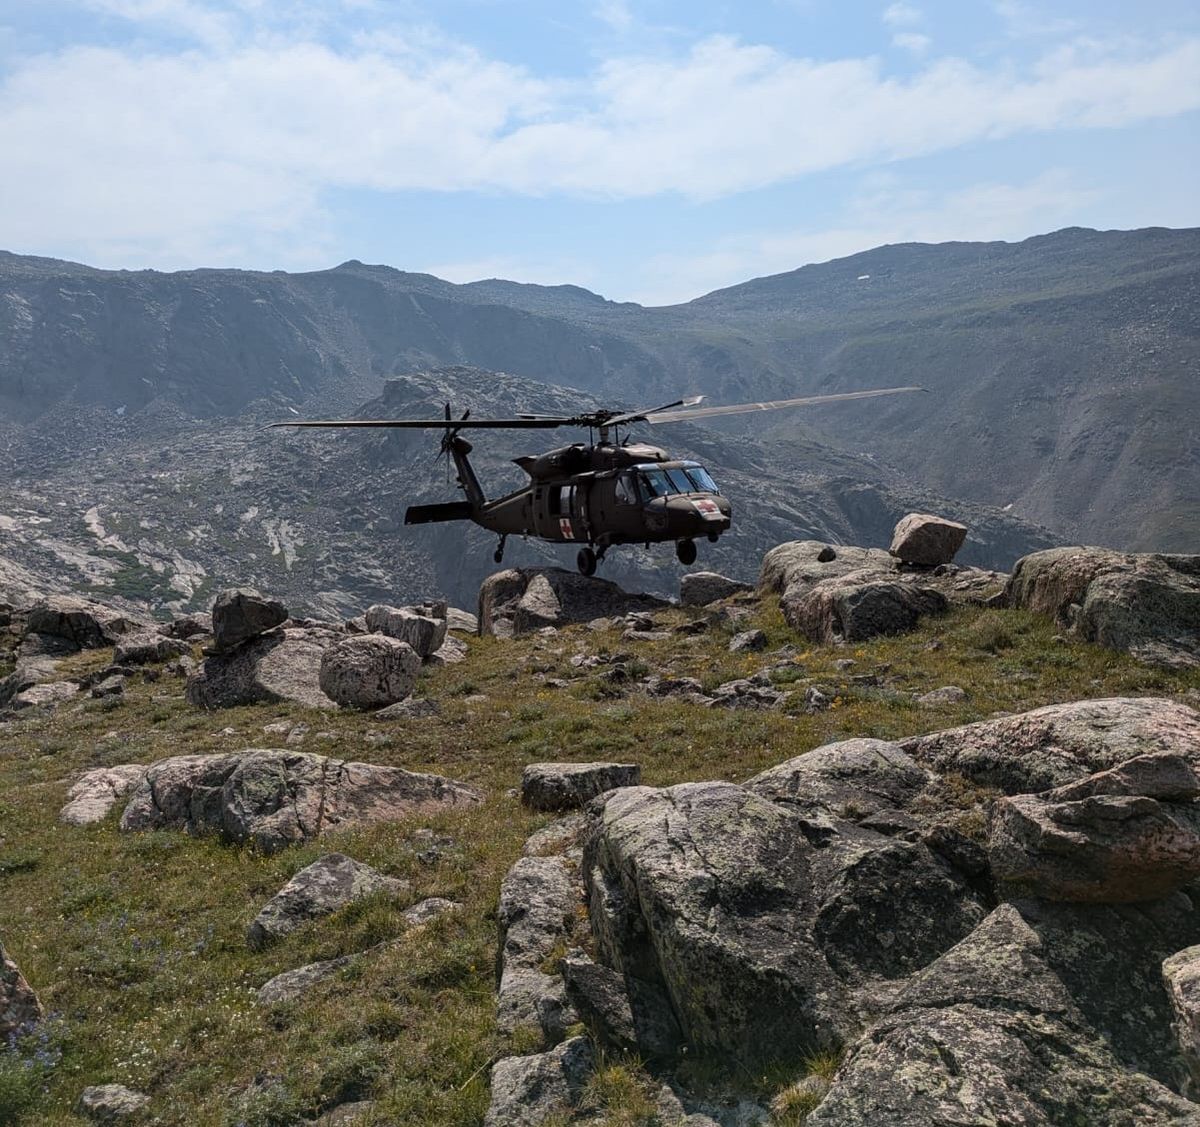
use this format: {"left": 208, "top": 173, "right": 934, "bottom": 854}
{"left": 676, "top": 539, "right": 697, "bottom": 565}
{"left": 577, "top": 547, "right": 597, "bottom": 576}
{"left": 493, "top": 535, "right": 507, "bottom": 565}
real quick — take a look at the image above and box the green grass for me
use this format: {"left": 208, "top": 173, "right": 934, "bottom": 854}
{"left": 0, "top": 601, "right": 1196, "bottom": 1124}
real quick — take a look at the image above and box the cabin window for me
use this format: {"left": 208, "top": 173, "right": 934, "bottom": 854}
{"left": 615, "top": 474, "right": 637, "bottom": 504}
{"left": 549, "top": 485, "right": 575, "bottom": 516}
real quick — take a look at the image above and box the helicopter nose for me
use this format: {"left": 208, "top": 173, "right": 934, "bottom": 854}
{"left": 659, "top": 494, "right": 731, "bottom": 536}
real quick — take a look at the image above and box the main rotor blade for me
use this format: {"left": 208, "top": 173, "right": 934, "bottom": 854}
{"left": 643, "top": 386, "right": 927, "bottom": 424}
{"left": 268, "top": 418, "right": 570, "bottom": 430}
{"left": 605, "top": 395, "right": 706, "bottom": 427}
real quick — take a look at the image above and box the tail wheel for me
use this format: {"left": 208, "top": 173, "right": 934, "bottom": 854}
{"left": 577, "top": 547, "right": 597, "bottom": 576}
{"left": 676, "top": 539, "right": 697, "bottom": 565}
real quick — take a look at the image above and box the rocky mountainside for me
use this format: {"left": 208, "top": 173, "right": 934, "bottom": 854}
{"left": 0, "top": 366, "right": 1054, "bottom": 617}
{"left": 2, "top": 226, "right": 1198, "bottom": 553}
{"left": 1, "top": 529, "right": 1198, "bottom": 1125}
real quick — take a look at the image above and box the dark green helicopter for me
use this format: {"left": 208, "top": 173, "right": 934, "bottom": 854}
{"left": 272, "top": 386, "right": 923, "bottom": 575}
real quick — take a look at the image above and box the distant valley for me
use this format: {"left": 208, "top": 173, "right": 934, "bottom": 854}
{"left": 0, "top": 227, "right": 1195, "bottom": 613}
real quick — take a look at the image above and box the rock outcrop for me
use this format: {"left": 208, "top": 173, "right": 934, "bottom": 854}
{"left": 60, "top": 764, "right": 148, "bottom": 826}
{"left": 808, "top": 898, "right": 1200, "bottom": 1125}
{"left": 1, "top": 937, "right": 43, "bottom": 1037}
{"left": 484, "top": 1036, "right": 595, "bottom": 1127}
{"left": 889, "top": 512, "right": 968, "bottom": 566}
{"left": 901, "top": 697, "right": 1200, "bottom": 794}
{"left": 583, "top": 780, "right": 987, "bottom": 1067}
{"left": 479, "top": 568, "right": 667, "bottom": 637}
{"left": 521, "top": 762, "right": 641, "bottom": 812}
{"left": 1006, "top": 547, "right": 1200, "bottom": 668}
{"left": 185, "top": 626, "right": 340, "bottom": 709}
{"left": 1164, "top": 946, "right": 1200, "bottom": 1097}
{"left": 247, "top": 853, "right": 408, "bottom": 947}
{"left": 24, "top": 595, "right": 141, "bottom": 649}
{"left": 318, "top": 635, "right": 421, "bottom": 708}
{"left": 496, "top": 856, "right": 581, "bottom": 1043}
{"left": 211, "top": 588, "right": 289, "bottom": 652}
{"left": 76, "top": 1084, "right": 150, "bottom": 1122}
{"left": 987, "top": 752, "right": 1200, "bottom": 902}
{"left": 119, "top": 750, "right": 481, "bottom": 852}
{"left": 785, "top": 569, "right": 948, "bottom": 643}
{"left": 680, "top": 572, "right": 752, "bottom": 607}
{"left": 364, "top": 604, "right": 447, "bottom": 658}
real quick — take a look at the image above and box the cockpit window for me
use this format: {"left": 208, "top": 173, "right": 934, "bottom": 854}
{"left": 635, "top": 463, "right": 720, "bottom": 498}
{"left": 684, "top": 465, "right": 720, "bottom": 493}
{"left": 638, "top": 468, "right": 673, "bottom": 498}
{"left": 665, "top": 467, "right": 695, "bottom": 494}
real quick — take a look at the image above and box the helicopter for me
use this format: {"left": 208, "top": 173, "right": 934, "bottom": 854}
{"left": 271, "top": 386, "right": 924, "bottom": 576}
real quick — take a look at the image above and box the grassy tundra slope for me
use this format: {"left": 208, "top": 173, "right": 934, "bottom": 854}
{"left": 1, "top": 600, "right": 1198, "bottom": 1125}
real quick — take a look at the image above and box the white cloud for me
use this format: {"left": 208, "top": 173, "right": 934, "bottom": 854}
{"left": 594, "top": 0, "right": 634, "bottom": 33}
{"left": 892, "top": 31, "right": 931, "bottom": 53}
{"left": 1, "top": 12, "right": 1198, "bottom": 268}
{"left": 882, "top": 3, "right": 922, "bottom": 27}
{"left": 629, "top": 170, "right": 1106, "bottom": 304}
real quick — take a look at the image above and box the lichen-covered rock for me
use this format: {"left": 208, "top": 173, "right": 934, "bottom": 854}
{"left": 785, "top": 569, "right": 948, "bottom": 642}
{"left": 496, "top": 855, "right": 581, "bottom": 1042}
{"left": 521, "top": 762, "right": 641, "bottom": 812}
{"left": 681, "top": 572, "right": 752, "bottom": 607}
{"left": 185, "top": 626, "right": 338, "bottom": 709}
{"left": 76, "top": 1083, "right": 150, "bottom": 1121}
{"left": 479, "top": 568, "right": 667, "bottom": 638}
{"left": 247, "top": 853, "right": 409, "bottom": 947}
{"left": 562, "top": 953, "right": 682, "bottom": 1059}
{"left": 889, "top": 513, "right": 968, "bottom": 567}
{"left": 446, "top": 607, "right": 478, "bottom": 634}
{"left": 113, "top": 630, "right": 190, "bottom": 666}
{"left": 119, "top": 749, "right": 481, "bottom": 852}
{"left": 901, "top": 697, "right": 1200, "bottom": 794}
{"left": 484, "top": 1036, "right": 595, "bottom": 1127}
{"left": 808, "top": 898, "right": 1200, "bottom": 1125}
{"left": 1, "top": 937, "right": 43, "bottom": 1037}
{"left": 728, "top": 628, "right": 767, "bottom": 653}
{"left": 1164, "top": 945, "right": 1200, "bottom": 1097}
{"left": 210, "top": 587, "right": 288, "bottom": 651}
{"left": 257, "top": 956, "right": 353, "bottom": 1004}
{"left": 364, "top": 604, "right": 448, "bottom": 658}
{"left": 988, "top": 753, "right": 1200, "bottom": 902}
{"left": 759, "top": 541, "right": 894, "bottom": 597}
{"left": 746, "top": 738, "right": 934, "bottom": 824}
{"left": 25, "top": 595, "right": 141, "bottom": 649}
{"left": 1007, "top": 547, "right": 1200, "bottom": 668}
{"left": 60, "top": 764, "right": 148, "bottom": 826}
{"left": 318, "top": 634, "right": 421, "bottom": 708}
{"left": 584, "top": 781, "right": 987, "bottom": 1069}
{"left": 9, "top": 680, "right": 79, "bottom": 710}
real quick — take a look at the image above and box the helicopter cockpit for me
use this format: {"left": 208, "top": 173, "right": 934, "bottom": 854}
{"left": 620, "top": 462, "right": 720, "bottom": 502}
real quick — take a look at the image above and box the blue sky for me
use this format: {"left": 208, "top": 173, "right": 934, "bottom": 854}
{"left": 2, "top": 0, "right": 1198, "bottom": 303}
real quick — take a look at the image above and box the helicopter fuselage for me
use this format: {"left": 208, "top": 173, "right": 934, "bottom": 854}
{"left": 405, "top": 436, "right": 732, "bottom": 562}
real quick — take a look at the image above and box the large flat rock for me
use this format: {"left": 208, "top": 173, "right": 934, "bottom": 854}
{"left": 119, "top": 749, "right": 482, "bottom": 852}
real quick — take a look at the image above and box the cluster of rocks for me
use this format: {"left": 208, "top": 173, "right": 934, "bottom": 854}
{"left": 0, "top": 593, "right": 194, "bottom": 713}
{"left": 186, "top": 588, "right": 471, "bottom": 711}
{"left": 485, "top": 697, "right": 1200, "bottom": 1125}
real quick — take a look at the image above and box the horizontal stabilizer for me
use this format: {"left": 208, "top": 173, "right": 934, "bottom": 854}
{"left": 405, "top": 501, "right": 474, "bottom": 525}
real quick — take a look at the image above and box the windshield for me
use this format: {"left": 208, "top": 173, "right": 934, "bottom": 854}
{"left": 636, "top": 463, "right": 720, "bottom": 497}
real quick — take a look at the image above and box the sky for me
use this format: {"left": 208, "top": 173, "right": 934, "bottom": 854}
{"left": 1, "top": 1, "right": 1198, "bottom": 304}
